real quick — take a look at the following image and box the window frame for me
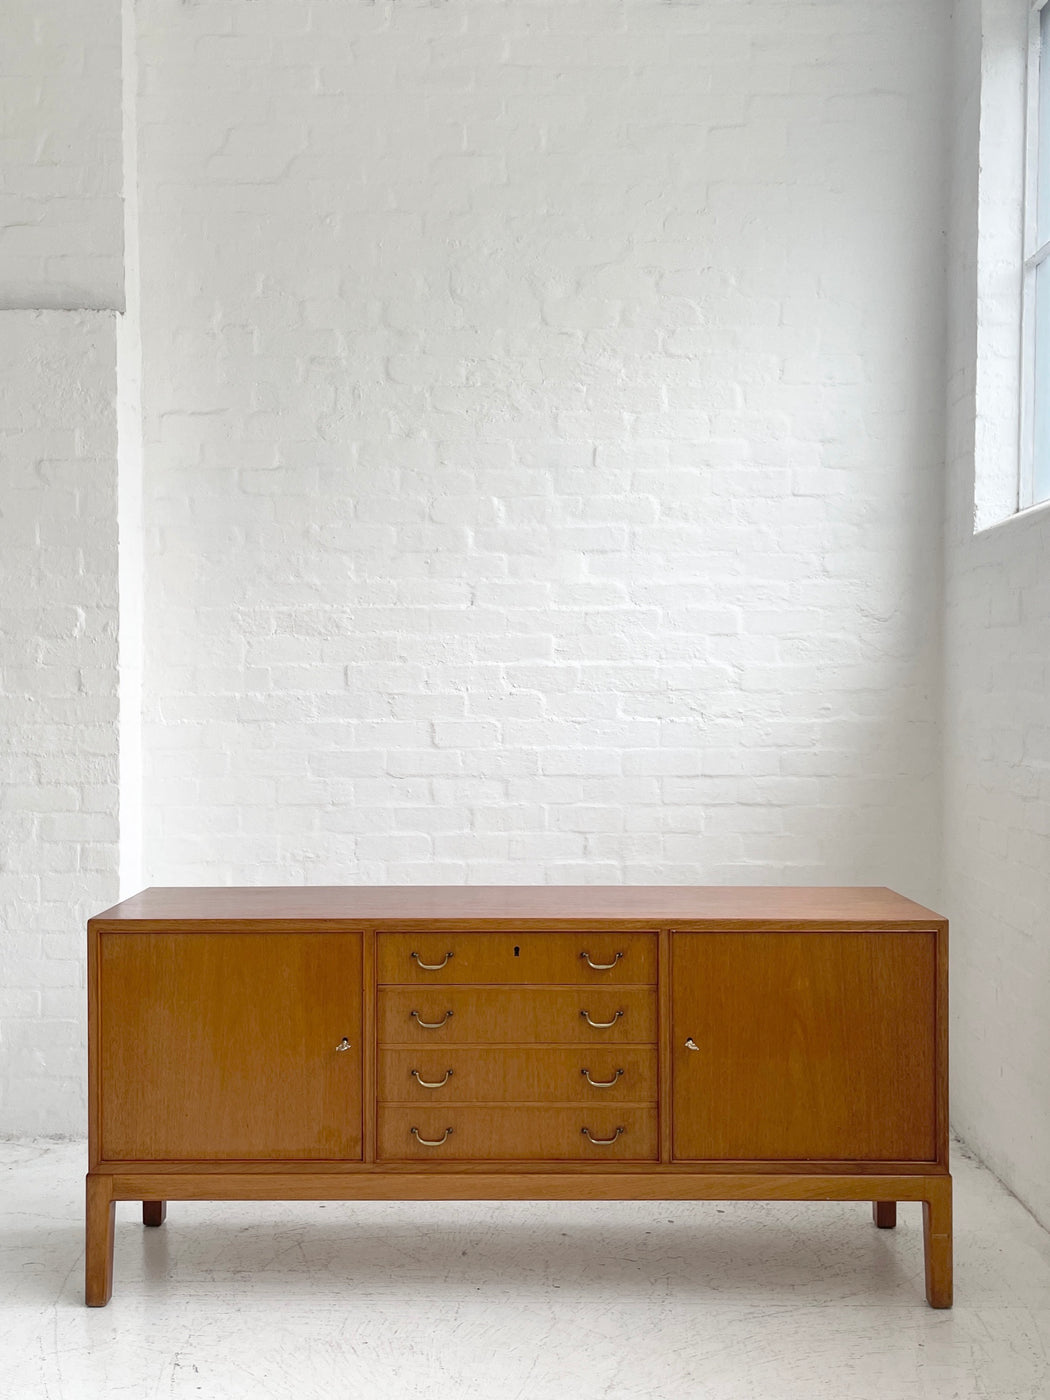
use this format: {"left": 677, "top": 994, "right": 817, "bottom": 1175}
{"left": 1021, "top": 0, "right": 1050, "bottom": 509}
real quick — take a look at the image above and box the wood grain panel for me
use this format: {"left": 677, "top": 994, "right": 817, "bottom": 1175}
{"left": 378, "top": 987, "right": 656, "bottom": 1046}
{"left": 107, "top": 1168, "right": 949, "bottom": 1202}
{"left": 85, "top": 1176, "right": 114, "bottom": 1306}
{"left": 671, "top": 931, "right": 936, "bottom": 1162}
{"left": 377, "top": 931, "right": 656, "bottom": 985}
{"left": 362, "top": 929, "right": 376, "bottom": 1163}
{"left": 99, "top": 932, "right": 362, "bottom": 1161}
{"left": 378, "top": 1047, "right": 657, "bottom": 1104}
{"left": 89, "top": 884, "right": 946, "bottom": 931}
{"left": 378, "top": 1106, "right": 658, "bottom": 1161}
{"left": 658, "top": 925, "right": 672, "bottom": 1162}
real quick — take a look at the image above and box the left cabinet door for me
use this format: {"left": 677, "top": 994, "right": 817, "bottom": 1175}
{"left": 98, "top": 932, "right": 362, "bottom": 1161}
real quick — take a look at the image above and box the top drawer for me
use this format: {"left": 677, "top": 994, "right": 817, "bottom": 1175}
{"left": 377, "top": 932, "right": 656, "bottom": 985}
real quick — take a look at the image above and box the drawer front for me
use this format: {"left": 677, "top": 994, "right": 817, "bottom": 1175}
{"left": 377, "top": 931, "right": 656, "bottom": 985}
{"left": 378, "top": 1106, "right": 658, "bottom": 1161}
{"left": 378, "top": 987, "right": 656, "bottom": 1046}
{"left": 378, "top": 1047, "right": 658, "bottom": 1104}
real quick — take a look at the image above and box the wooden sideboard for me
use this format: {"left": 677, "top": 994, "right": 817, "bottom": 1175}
{"left": 85, "top": 885, "right": 951, "bottom": 1307}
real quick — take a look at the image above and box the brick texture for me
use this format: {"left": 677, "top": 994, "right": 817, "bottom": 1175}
{"left": 0, "top": 311, "right": 120, "bottom": 1134}
{"left": 0, "top": 0, "right": 124, "bottom": 310}
{"left": 138, "top": 0, "right": 948, "bottom": 898}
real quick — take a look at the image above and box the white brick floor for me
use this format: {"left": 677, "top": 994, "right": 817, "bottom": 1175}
{"left": 2, "top": 1139, "right": 1048, "bottom": 1398}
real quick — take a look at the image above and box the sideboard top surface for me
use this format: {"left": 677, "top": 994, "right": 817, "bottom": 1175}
{"left": 89, "top": 885, "right": 946, "bottom": 931}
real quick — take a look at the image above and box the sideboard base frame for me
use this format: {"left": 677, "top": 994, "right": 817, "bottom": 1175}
{"left": 85, "top": 1167, "right": 953, "bottom": 1309}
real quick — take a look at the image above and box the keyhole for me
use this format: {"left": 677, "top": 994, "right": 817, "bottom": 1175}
{"left": 514, "top": 946, "right": 520, "bottom": 957}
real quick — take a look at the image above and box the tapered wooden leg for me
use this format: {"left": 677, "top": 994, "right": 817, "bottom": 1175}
{"left": 142, "top": 1200, "right": 167, "bottom": 1227}
{"left": 922, "top": 1178, "right": 953, "bottom": 1308}
{"left": 86, "top": 1176, "right": 115, "bottom": 1307}
{"left": 872, "top": 1200, "right": 897, "bottom": 1228}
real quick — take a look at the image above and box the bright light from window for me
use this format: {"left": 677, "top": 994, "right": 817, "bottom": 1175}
{"left": 1023, "top": 0, "right": 1050, "bottom": 506}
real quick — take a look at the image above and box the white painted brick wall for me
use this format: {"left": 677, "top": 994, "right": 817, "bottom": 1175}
{"left": 943, "top": 0, "right": 1050, "bottom": 1233}
{"left": 138, "top": 0, "right": 948, "bottom": 902}
{"left": 0, "top": 0, "right": 125, "bottom": 1136}
{"left": 0, "top": 311, "right": 120, "bottom": 1135}
{"left": 0, "top": 0, "right": 124, "bottom": 310}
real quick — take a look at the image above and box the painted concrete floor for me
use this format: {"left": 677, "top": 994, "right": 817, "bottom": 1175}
{"left": 1, "top": 1140, "right": 1048, "bottom": 1399}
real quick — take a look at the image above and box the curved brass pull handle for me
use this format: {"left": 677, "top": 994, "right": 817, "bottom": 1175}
{"left": 411, "top": 951, "right": 454, "bottom": 971}
{"left": 410, "top": 1126, "right": 453, "bottom": 1146}
{"left": 581, "top": 1067, "right": 624, "bottom": 1088}
{"left": 410, "top": 1009, "right": 454, "bottom": 1029}
{"left": 411, "top": 1068, "right": 454, "bottom": 1089}
{"left": 335, "top": 1037, "right": 352, "bottom": 1052}
{"left": 580, "top": 951, "right": 624, "bottom": 971}
{"left": 580, "top": 1009, "right": 624, "bottom": 1029}
{"left": 581, "top": 1126, "right": 625, "bottom": 1145}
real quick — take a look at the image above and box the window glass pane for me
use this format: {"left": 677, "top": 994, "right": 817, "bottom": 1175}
{"left": 1038, "top": 5, "right": 1050, "bottom": 243}
{"left": 1033, "top": 259, "right": 1050, "bottom": 504}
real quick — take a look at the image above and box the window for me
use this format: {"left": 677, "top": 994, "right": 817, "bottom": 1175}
{"left": 1022, "top": 0, "right": 1050, "bottom": 507}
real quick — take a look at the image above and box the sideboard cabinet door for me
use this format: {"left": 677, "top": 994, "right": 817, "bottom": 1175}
{"left": 671, "top": 931, "right": 937, "bottom": 1162}
{"left": 98, "top": 933, "right": 362, "bottom": 1161}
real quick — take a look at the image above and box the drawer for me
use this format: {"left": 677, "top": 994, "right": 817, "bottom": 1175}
{"left": 378, "top": 1047, "right": 658, "bottom": 1104}
{"left": 377, "top": 931, "right": 655, "bottom": 985}
{"left": 378, "top": 1106, "right": 658, "bottom": 1161}
{"left": 378, "top": 987, "right": 656, "bottom": 1046}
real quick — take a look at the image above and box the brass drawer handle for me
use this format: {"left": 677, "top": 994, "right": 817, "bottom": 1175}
{"left": 580, "top": 1009, "right": 624, "bottom": 1029}
{"left": 411, "top": 1068, "right": 454, "bottom": 1088}
{"left": 334, "top": 1037, "right": 352, "bottom": 1053}
{"left": 580, "top": 951, "right": 624, "bottom": 971}
{"left": 410, "top": 1009, "right": 454, "bottom": 1029}
{"left": 581, "top": 1067, "right": 624, "bottom": 1088}
{"left": 684, "top": 1038, "right": 699, "bottom": 1052}
{"left": 581, "top": 1126, "right": 625, "bottom": 1146}
{"left": 411, "top": 951, "right": 454, "bottom": 971}
{"left": 410, "top": 1126, "right": 453, "bottom": 1146}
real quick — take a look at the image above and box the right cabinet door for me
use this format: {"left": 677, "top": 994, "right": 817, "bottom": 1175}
{"left": 672, "top": 931, "right": 937, "bottom": 1162}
